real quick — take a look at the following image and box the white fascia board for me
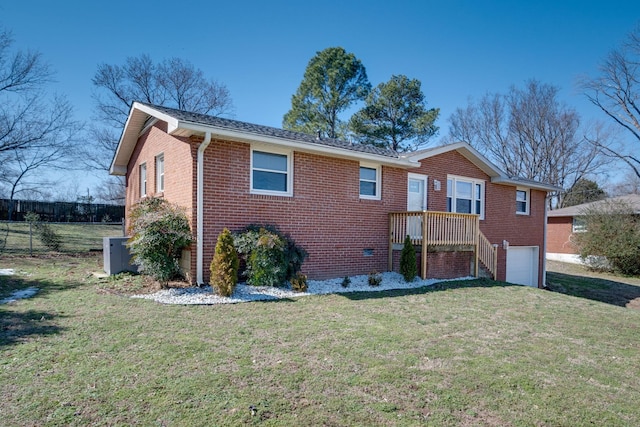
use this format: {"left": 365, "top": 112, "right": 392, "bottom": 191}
{"left": 491, "top": 176, "right": 561, "bottom": 192}
{"left": 405, "top": 141, "right": 504, "bottom": 176}
{"left": 110, "top": 165, "right": 127, "bottom": 176}
{"left": 178, "top": 122, "right": 421, "bottom": 168}
{"left": 133, "top": 102, "right": 180, "bottom": 133}
{"left": 110, "top": 103, "right": 181, "bottom": 176}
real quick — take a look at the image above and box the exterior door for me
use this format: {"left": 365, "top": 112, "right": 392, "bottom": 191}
{"left": 407, "top": 174, "right": 428, "bottom": 239}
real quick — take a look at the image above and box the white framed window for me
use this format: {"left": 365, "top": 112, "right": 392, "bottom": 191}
{"left": 516, "top": 188, "right": 529, "bottom": 215}
{"left": 446, "top": 175, "right": 484, "bottom": 219}
{"left": 139, "top": 163, "right": 147, "bottom": 197}
{"left": 572, "top": 217, "right": 587, "bottom": 233}
{"left": 251, "top": 147, "right": 292, "bottom": 196}
{"left": 359, "top": 163, "right": 381, "bottom": 200}
{"left": 155, "top": 153, "right": 164, "bottom": 193}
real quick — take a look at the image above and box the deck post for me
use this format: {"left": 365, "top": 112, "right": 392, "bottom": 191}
{"left": 474, "top": 215, "right": 479, "bottom": 277}
{"left": 421, "top": 211, "right": 428, "bottom": 279}
{"left": 388, "top": 214, "right": 394, "bottom": 272}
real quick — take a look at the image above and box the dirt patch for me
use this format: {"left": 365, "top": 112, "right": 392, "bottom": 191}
{"left": 96, "top": 273, "right": 192, "bottom": 297}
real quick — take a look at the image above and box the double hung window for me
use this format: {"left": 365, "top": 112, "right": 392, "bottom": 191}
{"left": 447, "top": 176, "right": 484, "bottom": 219}
{"left": 251, "top": 148, "right": 292, "bottom": 196}
{"left": 359, "top": 164, "right": 381, "bottom": 200}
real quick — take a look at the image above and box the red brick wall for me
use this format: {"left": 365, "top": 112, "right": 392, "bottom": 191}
{"left": 547, "top": 216, "right": 577, "bottom": 254}
{"left": 391, "top": 250, "right": 473, "bottom": 279}
{"left": 125, "top": 124, "right": 196, "bottom": 229}
{"left": 199, "top": 138, "right": 407, "bottom": 281}
{"left": 125, "top": 130, "right": 549, "bottom": 287}
{"left": 426, "top": 252, "right": 473, "bottom": 279}
{"left": 412, "top": 151, "right": 547, "bottom": 287}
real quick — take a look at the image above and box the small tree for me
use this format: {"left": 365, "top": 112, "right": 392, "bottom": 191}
{"left": 574, "top": 200, "right": 640, "bottom": 275}
{"left": 127, "top": 197, "right": 192, "bottom": 286}
{"left": 24, "top": 211, "right": 62, "bottom": 251}
{"left": 400, "top": 235, "right": 418, "bottom": 282}
{"left": 210, "top": 228, "right": 239, "bottom": 297}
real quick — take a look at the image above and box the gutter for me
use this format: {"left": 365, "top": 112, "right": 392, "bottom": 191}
{"left": 196, "top": 132, "right": 212, "bottom": 285}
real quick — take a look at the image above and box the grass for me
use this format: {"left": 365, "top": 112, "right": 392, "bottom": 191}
{"left": 1, "top": 254, "right": 640, "bottom": 426}
{"left": 0, "top": 222, "right": 123, "bottom": 254}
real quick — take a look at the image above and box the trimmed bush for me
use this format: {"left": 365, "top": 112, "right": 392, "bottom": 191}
{"left": 234, "top": 224, "right": 308, "bottom": 287}
{"left": 400, "top": 235, "right": 417, "bottom": 282}
{"left": 210, "top": 228, "right": 239, "bottom": 297}
{"left": 127, "top": 197, "right": 192, "bottom": 286}
{"left": 247, "top": 228, "right": 286, "bottom": 287}
{"left": 368, "top": 271, "right": 382, "bottom": 287}
{"left": 341, "top": 276, "right": 351, "bottom": 288}
{"left": 290, "top": 273, "right": 308, "bottom": 292}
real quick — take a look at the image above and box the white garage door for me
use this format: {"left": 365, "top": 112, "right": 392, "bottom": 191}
{"left": 506, "top": 246, "right": 539, "bottom": 287}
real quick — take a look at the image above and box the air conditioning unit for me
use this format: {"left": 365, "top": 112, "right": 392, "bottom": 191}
{"left": 103, "top": 237, "right": 138, "bottom": 275}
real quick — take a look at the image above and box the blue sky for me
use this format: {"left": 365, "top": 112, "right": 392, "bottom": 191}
{"left": 2, "top": 1, "right": 639, "bottom": 193}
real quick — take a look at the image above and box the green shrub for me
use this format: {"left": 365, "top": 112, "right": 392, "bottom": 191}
{"left": 399, "top": 235, "right": 417, "bottom": 282}
{"left": 575, "top": 200, "right": 640, "bottom": 275}
{"left": 210, "top": 228, "right": 239, "bottom": 297}
{"left": 234, "top": 224, "right": 308, "bottom": 287}
{"left": 127, "top": 197, "right": 192, "bottom": 286}
{"left": 368, "top": 271, "right": 382, "bottom": 287}
{"left": 37, "top": 223, "right": 62, "bottom": 251}
{"left": 247, "top": 229, "right": 286, "bottom": 287}
{"left": 290, "top": 272, "right": 308, "bottom": 292}
{"left": 341, "top": 276, "right": 351, "bottom": 288}
{"left": 24, "top": 212, "right": 62, "bottom": 251}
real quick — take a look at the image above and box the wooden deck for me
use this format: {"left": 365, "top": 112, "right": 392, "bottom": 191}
{"left": 389, "top": 211, "right": 498, "bottom": 279}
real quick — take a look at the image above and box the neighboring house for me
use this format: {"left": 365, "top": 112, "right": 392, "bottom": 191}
{"left": 111, "top": 102, "right": 559, "bottom": 288}
{"left": 547, "top": 194, "right": 640, "bottom": 264}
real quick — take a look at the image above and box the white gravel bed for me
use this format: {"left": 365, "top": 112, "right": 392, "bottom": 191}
{"left": 131, "top": 272, "right": 473, "bottom": 305}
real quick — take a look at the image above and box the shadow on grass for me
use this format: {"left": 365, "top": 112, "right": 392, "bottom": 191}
{"left": 0, "top": 260, "right": 87, "bottom": 347}
{"left": 0, "top": 308, "right": 66, "bottom": 347}
{"left": 341, "top": 278, "right": 518, "bottom": 301}
{"left": 546, "top": 271, "right": 640, "bottom": 308}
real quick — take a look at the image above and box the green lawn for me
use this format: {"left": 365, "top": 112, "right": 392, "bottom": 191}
{"left": 0, "top": 222, "right": 123, "bottom": 254}
{"left": 1, "top": 255, "right": 639, "bottom": 426}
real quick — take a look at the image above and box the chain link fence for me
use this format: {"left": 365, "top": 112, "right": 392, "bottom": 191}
{"left": 0, "top": 221, "right": 125, "bottom": 256}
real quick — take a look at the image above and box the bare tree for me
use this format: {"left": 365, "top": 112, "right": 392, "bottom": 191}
{"left": 88, "top": 54, "right": 234, "bottom": 172}
{"left": 94, "top": 176, "right": 126, "bottom": 204}
{"left": 609, "top": 170, "right": 640, "bottom": 195}
{"left": 448, "top": 80, "right": 610, "bottom": 207}
{"left": 582, "top": 26, "right": 640, "bottom": 179}
{"left": 0, "top": 28, "right": 81, "bottom": 219}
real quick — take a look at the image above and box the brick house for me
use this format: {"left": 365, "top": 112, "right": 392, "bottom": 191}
{"left": 111, "top": 102, "right": 558, "bottom": 288}
{"left": 547, "top": 194, "right": 640, "bottom": 264}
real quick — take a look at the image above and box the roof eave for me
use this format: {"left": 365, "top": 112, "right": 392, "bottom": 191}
{"left": 109, "top": 102, "right": 180, "bottom": 176}
{"left": 406, "top": 142, "right": 504, "bottom": 177}
{"left": 178, "top": 121, "right": 421, "bottom": 168}
{"left": 491, "top": 176, "right": 562, "bottom": 192}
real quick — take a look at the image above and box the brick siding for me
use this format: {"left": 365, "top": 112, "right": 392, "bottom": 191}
{"left": 547, "top": 216, "right": 578, "bottom": 254}
{"left": 125, "top": 129, "right": 548, "bottom": 287}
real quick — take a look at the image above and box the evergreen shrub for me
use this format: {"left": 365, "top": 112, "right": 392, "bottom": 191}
{"left": 234, "top": 225, "right": 307, "bottom": 287}
{"left": 400, "top": 235, "right": 417, "bottom": 282}
{"left": 127, "top": 197, "right": 192, "bottom": 286}
{"left": 210, "top": 228, "right": 239, "bottom": 297}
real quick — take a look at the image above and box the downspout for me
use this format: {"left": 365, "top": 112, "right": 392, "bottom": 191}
{"left": 196, "top": 132, "right": 212, "bottom": 285}
{"left": 542, "top": 193, "right": 550, "bottom": 289}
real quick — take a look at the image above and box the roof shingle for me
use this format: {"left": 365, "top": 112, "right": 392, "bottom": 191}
{"left": 141, "top": 102, "right": 400, "bottom": 158}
